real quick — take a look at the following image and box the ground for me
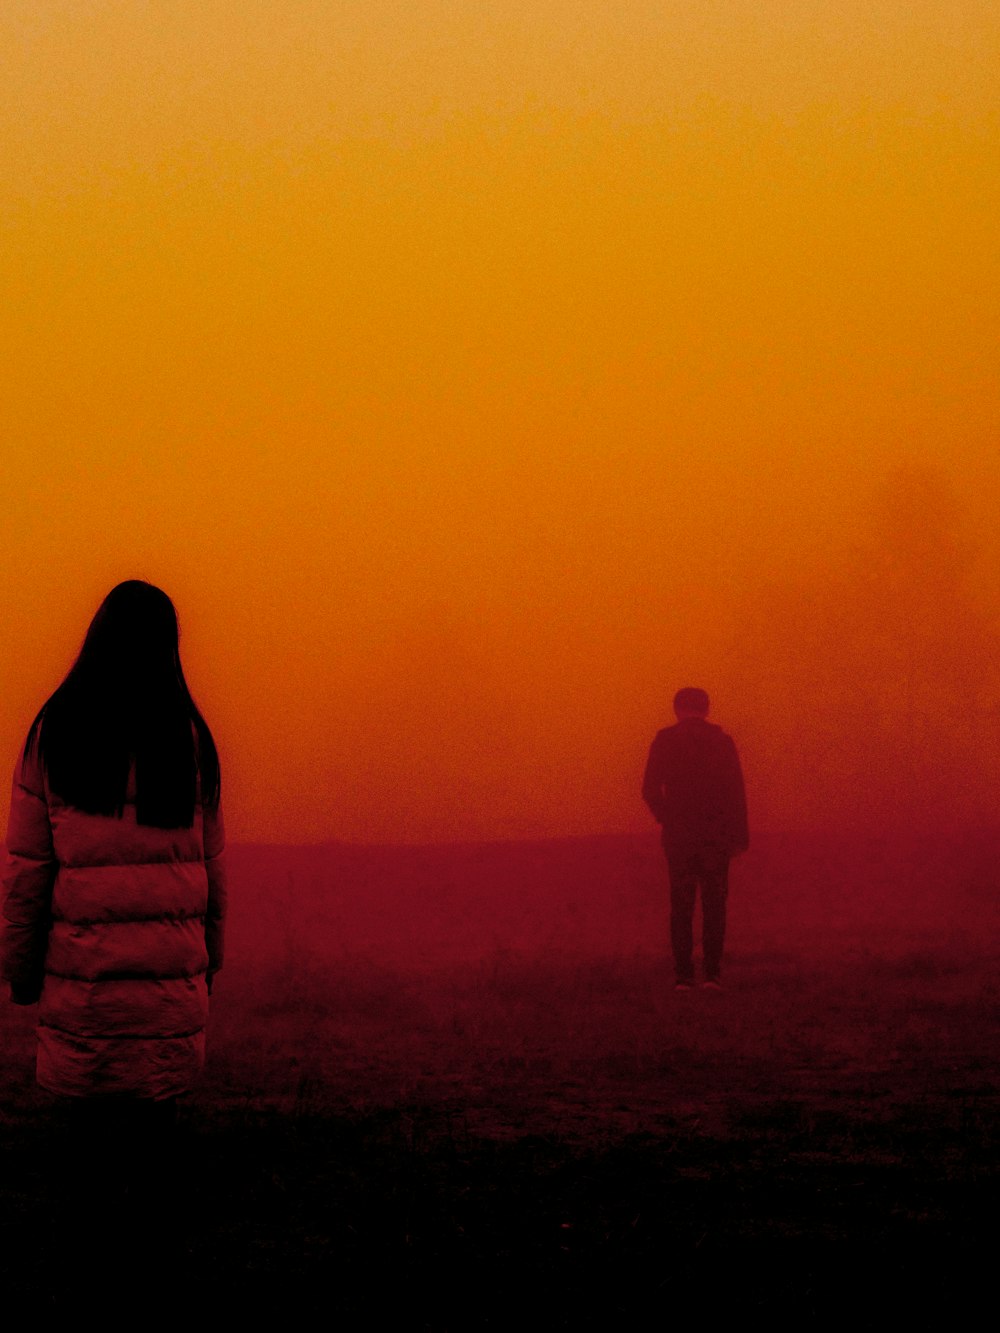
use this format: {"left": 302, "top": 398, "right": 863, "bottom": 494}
{"left": 1, "top": 831, "right": 997, "bottom": 1324}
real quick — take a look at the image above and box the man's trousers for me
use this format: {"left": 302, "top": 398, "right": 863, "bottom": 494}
{"left": 665, "top": 846, "right": 730, "bottom": 984}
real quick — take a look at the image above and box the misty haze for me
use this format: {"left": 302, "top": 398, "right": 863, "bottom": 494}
{"left": 4, "top": 471, "right": 998, "bottom": 1319}
{"left": 3, "top": 0, "right": 999, "bottom": 1323}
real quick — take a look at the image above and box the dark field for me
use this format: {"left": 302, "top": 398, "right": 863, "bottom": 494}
{"left": 2, "top": 831, "right": 999, "bottom": 1324}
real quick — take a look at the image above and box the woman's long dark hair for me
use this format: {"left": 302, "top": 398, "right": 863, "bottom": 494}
{"left": 26, "top": 581, "right": 220, "bottom": 828}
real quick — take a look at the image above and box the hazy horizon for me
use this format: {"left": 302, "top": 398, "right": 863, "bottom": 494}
{"left": 3, "top": 3, "right": 998, "bottom": 844}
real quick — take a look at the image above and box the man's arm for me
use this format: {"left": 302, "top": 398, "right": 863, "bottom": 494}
{"left": 641, "top": 735, "right": 668, "bottom": 824}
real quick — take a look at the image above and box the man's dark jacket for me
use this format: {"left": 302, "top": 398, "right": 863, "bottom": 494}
{"left": 642, "top": 718, "right": 749, "bottom": 856}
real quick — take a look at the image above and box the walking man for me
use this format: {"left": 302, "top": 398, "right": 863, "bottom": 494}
{"left": 641, "top": 687, "right": 748, "bottom": 991}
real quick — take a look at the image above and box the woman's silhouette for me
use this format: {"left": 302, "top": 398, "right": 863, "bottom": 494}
{"left": 0, "top": 580, "right": 226, "bottom": 1278}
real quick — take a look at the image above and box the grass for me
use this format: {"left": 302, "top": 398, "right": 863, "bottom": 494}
{"left": 1, "top": 831, "right": 998, "bottom": 1324}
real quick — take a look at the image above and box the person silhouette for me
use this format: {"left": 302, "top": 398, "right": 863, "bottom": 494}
{"left": 0, "top": 580, "right": 225, "bottom": 1288}
{"left": 641, "top": 687, "right": 748, "bottom": 991}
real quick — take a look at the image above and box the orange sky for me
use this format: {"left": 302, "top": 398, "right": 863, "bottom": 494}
{"left": 2, "top": 2, "right": 998, "bottom": 842}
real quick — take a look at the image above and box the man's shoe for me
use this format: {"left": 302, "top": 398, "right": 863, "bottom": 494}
{"left": 674, "top": 981, "right": 694, "bottom": 992}
{"left": 702, "top": 978, "right": 723, "bottom": 991}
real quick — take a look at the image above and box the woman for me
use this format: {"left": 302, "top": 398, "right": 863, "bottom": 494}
{"left": 0, "top": 580, "right": 225, "bottom": 1266}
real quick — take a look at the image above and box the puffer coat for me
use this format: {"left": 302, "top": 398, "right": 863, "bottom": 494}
{"left": 1, "top": 740, "right": 226, "bottom": 1100}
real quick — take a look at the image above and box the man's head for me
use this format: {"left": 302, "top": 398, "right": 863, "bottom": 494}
{"left": 673, "top": 686, "right": 710, "bottom": 720}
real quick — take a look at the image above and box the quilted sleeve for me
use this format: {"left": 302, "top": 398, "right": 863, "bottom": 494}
{"left": 1, "top": 743, "right": 57, "bottom": 1003}
{"left": 203, "top": 796, "right": 227, "bottom": 981}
